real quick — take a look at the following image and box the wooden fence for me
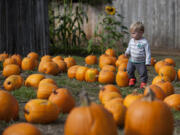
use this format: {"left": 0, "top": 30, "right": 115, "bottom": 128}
{"left": 52, "top": 0, "right": 180, "bottom": 54}
{"left": 0, "top": 0, "right": 49, "bottom": 56}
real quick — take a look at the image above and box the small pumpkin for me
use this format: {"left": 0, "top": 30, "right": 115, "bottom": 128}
{"left": 49, "top": 88, "right": 76, "bottom": 113}
{"left": 154, "top": 60, "right": 168, "bottom": 73}
{"left": 64, "top": 91, "right": 118, "bottom": 135}
{"left": 118, "top": 54, "right": 128, "bottom": 60}
{"left": 105, "top": 48, "right": 116, "bottom": 57}
{"left": 75, "top": 66, "right": 89, "bottom": 81}
{"left": 39, "top": 78, "right": 57, "bottom": 86}
{"left": 99, "top": 56, "right": 116, "bottom": 69}
{"left": 116, "top": 69, "right": 129, "bottom": 87}
{"left": 2, "top": 122, "right": 42, "bottom": 135}
{"left": 125, "top": 88, "right": 174, "bottom": 135}
{"left": 11, "top": 54, "right": 22, "bottom": 67}
{"left": 21, "top": 57, "right": 36, "bottom": 71}
{"left": 118, "top": 62, "right": 127, "bottom": 71}
{"left": 98, "top": 70, "right": 115, "bottom": 84}
{"left": 3, "top": 57, "right": 17, "bottom": 68}
{"left": 41, "top": 55, "right": 52, "bottom": 62}
{"left": 3, "top": 75, "right": 24, "bottom": 91}
{"left": 150, "top": 57, "right": 156, "bottom": 66}
{"left": 67, "top": 65, "right": 80, "bottom": 79}
{"left": 85, "top": 55, "right": 97, "bottom": 65}
{"left": 64, "top": 56, "right": 76, "bottom": 68}
{"left": 27, "top": 52, "right": 39, "bottom": 60}
{"left": 115, "top": 58, "right": 128, "bottom": 67}
{"left": 164, "top": 94, "right": 180, "bottom": 111}
{"left": 53, "top": 60, "right": 67, "bottom": 72}
{"left": 0, "top": 52, "right": 8, "bottom": 61}
{"left": 25, "top": 74, "right": 45, "bottom": 88}
{"left": 104, "top": 98, "right": 126, "bottom": 126}
{"left": 152, "top": 74, "right": 171, "bottom": 84}
{"left": 123, "top": 90, "right": 144, "bottom": 108}
{"left": 52, "top": 56, "right": 64, "bottom": 62}
{"left": 101, "top": 65, "right": 116, "bottom": 72}
{"left": 0, "top": 90, "right": 19, "bottom": 122}
{"left": 85, "top": 68, "right": 99, "bottom": 82}
{"left": 144, "top": 85, "right": 166, "bottom": 100}
{"left": 99, "top": 84, "right": 121, "bottom": 102}
{"left": 37, "top": 83, "right": 58, "bottom": 99}
{"left": 24, "top": 99, "right": 59, "bottom": 123}
{"left": 2, "top": 64, "right": 20, "bottom": 77}
{"left": 40, "top": 61, "right": 60, "bottom": 75}
{"left": 101, "top": 91, "right": 122, "bottom": 105}
{"left": 158, "top": 65, "right": 176, "bottom": 81}
{"left": 164, "top": 58, "right": 176, "bottom": 67}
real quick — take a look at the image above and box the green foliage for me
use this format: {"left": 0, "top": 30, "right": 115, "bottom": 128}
{"left": 49, "top": 1, "right": 88, "bottom": 55}
{"left": 87, "top": 7, "right": 129, "bottom": 54}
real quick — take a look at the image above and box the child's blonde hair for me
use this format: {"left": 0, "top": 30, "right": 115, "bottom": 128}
{"left": 130, "top": 21, "right": 144, "bottom": 33}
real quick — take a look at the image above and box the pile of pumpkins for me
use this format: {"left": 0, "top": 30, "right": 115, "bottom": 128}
{"left": 0, "top": 49, "right": 180, "bottom": 135}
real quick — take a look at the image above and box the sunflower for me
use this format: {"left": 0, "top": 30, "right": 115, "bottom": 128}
{"left": 105, "top": 6, "right": 116, "bottom": 15}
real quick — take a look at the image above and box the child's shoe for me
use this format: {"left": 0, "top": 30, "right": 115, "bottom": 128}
{"left": 129, "top": 78, "right": 136, "bottom": 87}
{"left": 140, "top": 82, "right": 147, "bottom": 89}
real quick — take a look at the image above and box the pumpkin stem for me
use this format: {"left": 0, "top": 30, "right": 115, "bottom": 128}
{"left": 79, "top": 90, "right": 90, "bottom": 106}
{"left": 144, "top": 87, "right": 156, "bottom": 101}
{"left": 53, "top": 89, "right": 58, "bottom": 95}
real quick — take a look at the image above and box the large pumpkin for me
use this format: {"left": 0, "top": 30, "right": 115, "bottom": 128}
{"left": 21, "top": 57, "right": 36, "bottom": 71}
{"left": 85, "top": 55, "right": 97, "bottom": 65}
{"left": 64, "top": 57, "right": 76, "bottom": 68}
{"left": 125, "top": 88, "right": 174, "bottom": 135}
{"left": 2, "top": 122, "right": 42, "bottom": 135}
{"left": 101, "top": 65, "right": 116, "bottom": 72}
{"left": 85, "top": 68, "right": 99, "bottom": 82}
{"left": 49, "top": 88, "right": 75, "bottom": 113}
{"left": 101, "top": 91, "right": 122, "bottom": 105}
{"left": 40, "top": 61, "right": 60, "bottom": 75}
{"left": 99, "top": 56, "right": 116, "bottom": 69}
{"left": 116, "top": 69, "right": 129, "bottom": 87}
{"left": 2, "top": 64, "right": 20, "bottom": 77}
{"left": 152, "top": 75, "right": 171, "bottom": 84}
{"left": 0, "top": 90, "right": 19, "bottom": 122}
{"left": 39, "top": 78, "right": 57, "bottom": 86}
{"left": 24, "top": 99, "right": 59, "bottom": 123}
{"left": 3, "top": 75, "right": 24, "bottom": 91}
{"left": 37, "top": 83, "right": 58, "bottom": 99}
{"left": 27, "top": 52, "right": 39, "bottom": 60}
{"left": 11, "top": 54, "right": 22, "bottom": 67}
{"left": 164, "top": 94, "right": 180, "bottom": 111}
{"left": 164, "top": 58, "right": 176, "bottom": 67}
{"left": 105, "top": 48, "right": 116, "bottom": 57}
{"left": 53, "top": 60, "right": 67, "bottom": 72}
{"left": 98, "top": 70, "right": 115, "bottom": 84}
{"left": 0, "top": 52, "right": 8, "bottom": 61}
{"left": 154, "top": 60, "right": 168, "bottom": 74}
{"left": 64, "top": 91, "right": 118, "bottom": 135}
{"left": 104, "top": 98, "right": 126, "bottom": 126}
{"left": 3, "top": 57, "right": 17, "bottom": 68}
{"left": 158, "top": 65, "right": 176, "bottom": 82}
{"left": 25, "top": 74, "right": 45, "bottom": 88}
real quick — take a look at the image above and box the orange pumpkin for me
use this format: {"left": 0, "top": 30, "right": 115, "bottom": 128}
{"left": 3, "top": 57, "right": 17, "bottom": 68}
{"left": 0, "top": 90, "right": 19, "bottom": 122}
{"left": 101, "top": 65, "right": 116, "bottom": 72}
{"left": 64, "top": 57, "right": 76, "bottom": 68}
{"left": 98, "top": 70, "right": 115, "bottom": 84}
{"left": 118, "top": 62, "right": 127, "bottom": 71}
{"left": 104, "top": 98, "right": 126, "bottom": 126}
{"left": 67, "top": 65, "right": 80, "bottom": 79}
{"left": 101, "top": 91, "right": 122, "bottom": 105}
{"left": 164, "top": 58, "right": 176, "bottom": 67}
{"left": 21, "top": 57, "right": 36, "bottom": 71}
{"left": 75, "top": 66, "right": 89, "bottom": 81}
{"left": 2, "top": 122, "right": 42, "bottom": 135}
{"left": 27, "top": 52, "right": 39, "bottom": 60}
{"left": 85, "top": 68, "right": 99, "bottom": 82}
{"left": 2, "top": 64, "right": 20, "bottom": 77}
{"left": 115, "top": 58, "right": 128, "bottom": 67}
{"left": 41, "top": 55, "right": 52, "bottom": 62}
{"left": 40, "top": 61, "right": 60, "bottom": 75}
{"left": 49, "top": 88, "right": 75, "bottom": 113}
{"left": 118, "top": 54, "right": 128, "bottom": 60}
{"left": 154, "top": 60, "right": 168, "bottom": 73}
{"left": 164, "top": 94, "right": 180, "bottom": 111}
{"left": 125, "top": 88, "right": 174, "bottom": 135}
{"left": 11, "top": 54, "right": 22, "bottom": 67}
{"left": 39, "top": 78, "right": 57, "bottom": 86}
{"left": 155, "top": 80, "right": 174, "bottom": 97}
{"left": 99, "top": 56, "right": 116, "bottom": 69}
{"left": 105, "top": 48, "right": 116, "bottom": 57}
{"left": 152, "top": 75, "right": 171, "bottom": 84}
{"left": 64, "top": 91, "right": 118, "bottom": 135}
{"left": 25, "top": 74, "right": 45, "bottom": 88}
{"left": 123, "top": 90, "right": 144, "bottom": 108}
{"left": 37, "top": 83, "right": 58, "bottom": 99}
{"left": 150, "top": 57, "right": 156, "bottom": 66}
{"left": 116, "top": 69, "right": 129, "bottom": 87}
{"left": 52, "top": 56, "right": 64, "bottom": 62}
{"left": 0, "top": 52, "right": 8, "bottom": 61}
{"left": 53, "top": 60, "right": 67, "bottom": 72}
{"left": 99, "top": 84, "right": 121, "bottom": 102}
{"left": 85, "top": 55, "right": 97, "bottom": 65}
{"left": 3, "top": 75, "right": 24, "bottom": 91}
{"left": 24, "top": 99, "right": 59, "bottom": 123}
{"left": 144, "top": 85, "right": 166, "bottom": 100}
{"left": 158, "top": 65, "right": 176, "bottom": 81}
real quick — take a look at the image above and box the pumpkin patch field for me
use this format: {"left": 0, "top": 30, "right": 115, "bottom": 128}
{"left": 0, "top": 52, "right": 180, "bottom": 135}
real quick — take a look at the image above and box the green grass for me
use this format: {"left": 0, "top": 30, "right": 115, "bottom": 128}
{"left": 0, "top": 54, "right": 180, "bottom": 134}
